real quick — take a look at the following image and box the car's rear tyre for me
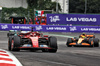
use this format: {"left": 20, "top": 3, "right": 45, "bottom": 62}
{"left": 8, "top": 36, "right": 12, "bottom": 51}
{"left": 74, "top": 37, "right": 78, "bottom": 41}
{"left": 83, "top": 38, "right": 88, "bottom": 43}
{"left": 11, "top": 36, "right": 21, "bottom": 51}
{"left": 93, "top": 35, "right": 95, "bottom": 38}
{"left": 89, "top": 38, "right": 93, "bottom": 47}
{"left": 94, "top": 38, "right": 99, "bottom": 47}
{"left": 48, "top": 36, "right": 58, "bottom": 53}
{"left": 66, "top": 38, "right": 73, "bottom": 47}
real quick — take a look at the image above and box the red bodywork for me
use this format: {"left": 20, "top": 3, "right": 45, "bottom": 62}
{"left": 18, "top": 32, "right": 51, "bottom": 49}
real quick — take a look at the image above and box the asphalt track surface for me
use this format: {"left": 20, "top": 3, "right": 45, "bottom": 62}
{"left": 0, "top": 31, "right": 100, "bottom": 66}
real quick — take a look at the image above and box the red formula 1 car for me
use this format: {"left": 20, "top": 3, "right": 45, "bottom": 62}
{"left": 8, "top": 30, "right": 58, "bottom": 53}
{"left": 66, "top": 34, "right": 99, "bottom": 47}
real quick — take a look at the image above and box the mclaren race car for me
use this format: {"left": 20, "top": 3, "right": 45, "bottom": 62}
{"left": 8, "top": 30, "right": 58, "bottom": 52}
{"left": 66, "top": 34, "right": 99, "bottom": 47}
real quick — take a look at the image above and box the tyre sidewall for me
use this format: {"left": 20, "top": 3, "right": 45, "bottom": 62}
{"left": 49, "top": 36, "right": 57, "bottom": 49}
{"left": 93, "top": 38, "right": 99, "bottom": 47}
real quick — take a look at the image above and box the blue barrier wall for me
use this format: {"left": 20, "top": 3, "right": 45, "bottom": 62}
{"left": 0, "top": 24, "right": 100, "bottom": 33}
{"left": 47, "top": 14, "right": 100, "bottom": 25}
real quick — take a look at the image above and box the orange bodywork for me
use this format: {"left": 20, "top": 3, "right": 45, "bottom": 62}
{"left": 69, "top": 37, "right": 94, "bottom": 46}
{"left": 69, "top": 43, "right": 90, "bottom": 46}
{"left": 68, "top": 34, "right": 95, "bottom": 46}
{"left": 87, "top": 35, "right": 95, "bottom": 38}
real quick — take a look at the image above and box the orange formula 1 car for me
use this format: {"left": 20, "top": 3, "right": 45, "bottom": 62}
{"left": 66, "top": 34, "right": 99, "bottom": 47}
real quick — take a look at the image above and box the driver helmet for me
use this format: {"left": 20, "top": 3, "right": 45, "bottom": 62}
{"left": 82, "top": 33, "right": 86, "bottom": 36}
{"left": 82, "top": 33, "right": 86, "bottom": 38}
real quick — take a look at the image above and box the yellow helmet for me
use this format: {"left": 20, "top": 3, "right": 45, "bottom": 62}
{"left": 82, "top": 33, "right": 86, "bottom": 36}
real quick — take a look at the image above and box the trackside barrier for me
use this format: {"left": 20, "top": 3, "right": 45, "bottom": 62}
{"left": 0, "top": 24, "right": 100, "bottom": 33}
{"left": 47, "top": 14, "right": 100, "bottom": 25}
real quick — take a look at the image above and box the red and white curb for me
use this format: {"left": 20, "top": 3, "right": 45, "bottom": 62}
{"left": 0, "top": 49, "right": 23, "bottom": 66}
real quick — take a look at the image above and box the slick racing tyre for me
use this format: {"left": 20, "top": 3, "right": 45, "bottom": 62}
{"left": 66, "top": 38, "right": 73, "bottom": 47}
{"left": 74, "top": 37, "right": 78, "bottom": 41}
{"left": 11, "top": 36, "right": 21, "bottom": 51}
{"left": 8, "top": 36, "right": 12, "bottom": 51}
{"left": 93, "top": 38, "right": 99, "bottom": 47}
{"left": 89, "top": 38, "right": 93, "bottom": 47}
{"left": 48, "top": 36, "right": 58, "bottom": 53}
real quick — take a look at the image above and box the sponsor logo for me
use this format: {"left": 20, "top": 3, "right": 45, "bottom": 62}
{"left": 20, "top": 26, "right": 30, "bottom": 29}
{"left": 12, "top": 26, "right": 31, "bottom": 29}
{"left": 46, "top": 27, "right": 66, "bottom": 30}
{"left": 78, "top": 18, "right": 97, "bottom": 22}
{"left": 49, "top": 16, "right": 60, "bottom": 22}
{"left": 1, "top": 25, "right": 8, "bottom": 29}
{"left": 81, "top": 28, "right": 100, "bottom": 31}
{"left": 35, "top": 26, "right": 42, "bottom": 30}
{"left": 66, "top": 17, "right": 97, "bottom": 22}
{"left": 12, "top": 26, "right": 19, "bottom": 29}
{"left": 69, "top": 27, "right": 77, "bottom": 31}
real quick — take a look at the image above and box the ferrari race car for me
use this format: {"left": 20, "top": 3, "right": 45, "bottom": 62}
{"left": 8, "top": 30, "right": 58, "bottom": 52}
{"left": 66, "top": 34, "right": 99, "bottom": 47}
